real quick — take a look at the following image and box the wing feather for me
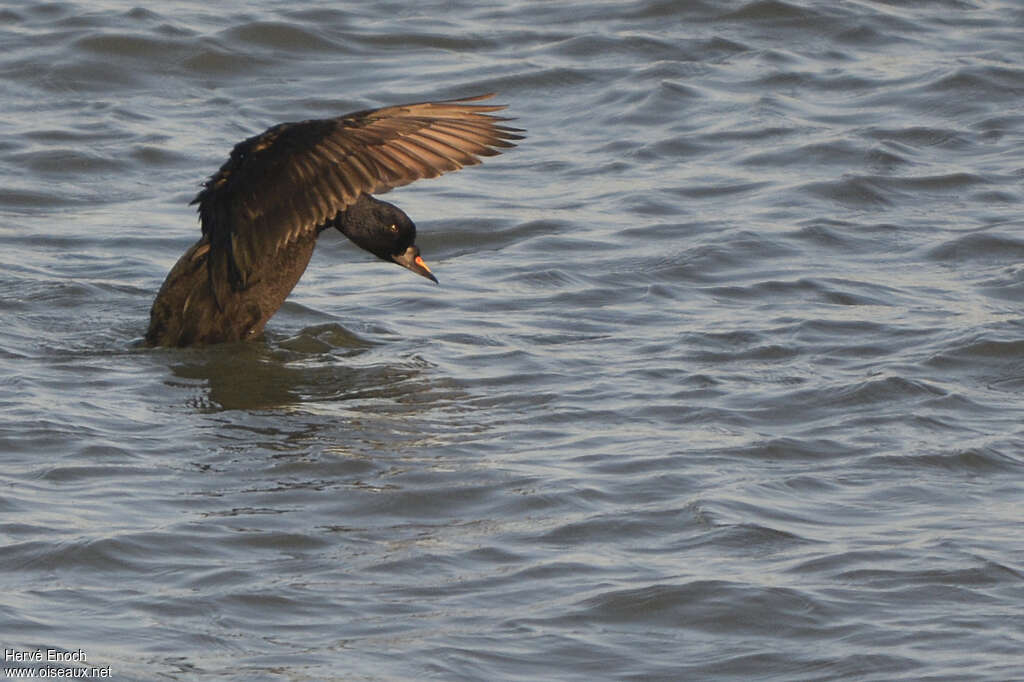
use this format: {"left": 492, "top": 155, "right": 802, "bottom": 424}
{"left": 192, "top": 94, "right": 522, "bottom": 292}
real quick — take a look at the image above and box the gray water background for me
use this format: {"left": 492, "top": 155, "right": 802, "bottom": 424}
{"left": 1, "top": 0, "right": 1022, "bottom": 679}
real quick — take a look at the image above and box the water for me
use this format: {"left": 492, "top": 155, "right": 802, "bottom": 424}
{"left": 1, "top": 0, "right": 1022, "bottom": 679}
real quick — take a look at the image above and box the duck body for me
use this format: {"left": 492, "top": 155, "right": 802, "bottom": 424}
{"left": 144, "top": 230, "right": 317, "bottom": 347}
{"left": 145, "top": 94, "right": 521, "bottom": 347}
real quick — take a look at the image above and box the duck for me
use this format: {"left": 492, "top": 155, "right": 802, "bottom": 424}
{"left": 145, "top": 93, "right": 522, "bottom": 347}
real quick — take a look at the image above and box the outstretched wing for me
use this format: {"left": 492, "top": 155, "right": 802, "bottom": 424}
{"left": 191, "top": 93, "right": 523, "bottom": 293}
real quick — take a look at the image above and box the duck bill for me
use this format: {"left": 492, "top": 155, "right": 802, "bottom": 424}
{"left": 393, "top": 247, "right": 439, "bottom": 284}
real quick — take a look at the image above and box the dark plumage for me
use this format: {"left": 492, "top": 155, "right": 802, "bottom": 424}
{"left": 145, "top": 94, "right": 522, "bottom": 347}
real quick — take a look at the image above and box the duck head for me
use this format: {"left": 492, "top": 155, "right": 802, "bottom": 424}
{"left": 333, "top": 194, "right": 437, "bottom": 283}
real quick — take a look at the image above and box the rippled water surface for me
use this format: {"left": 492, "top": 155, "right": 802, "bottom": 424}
{"left": 2, "top": 0, "right": 1023, "bottom": 679}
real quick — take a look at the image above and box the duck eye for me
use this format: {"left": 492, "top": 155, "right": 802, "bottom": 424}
{"left": 389, "top": 224, "right": 398, "bottom": 233}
